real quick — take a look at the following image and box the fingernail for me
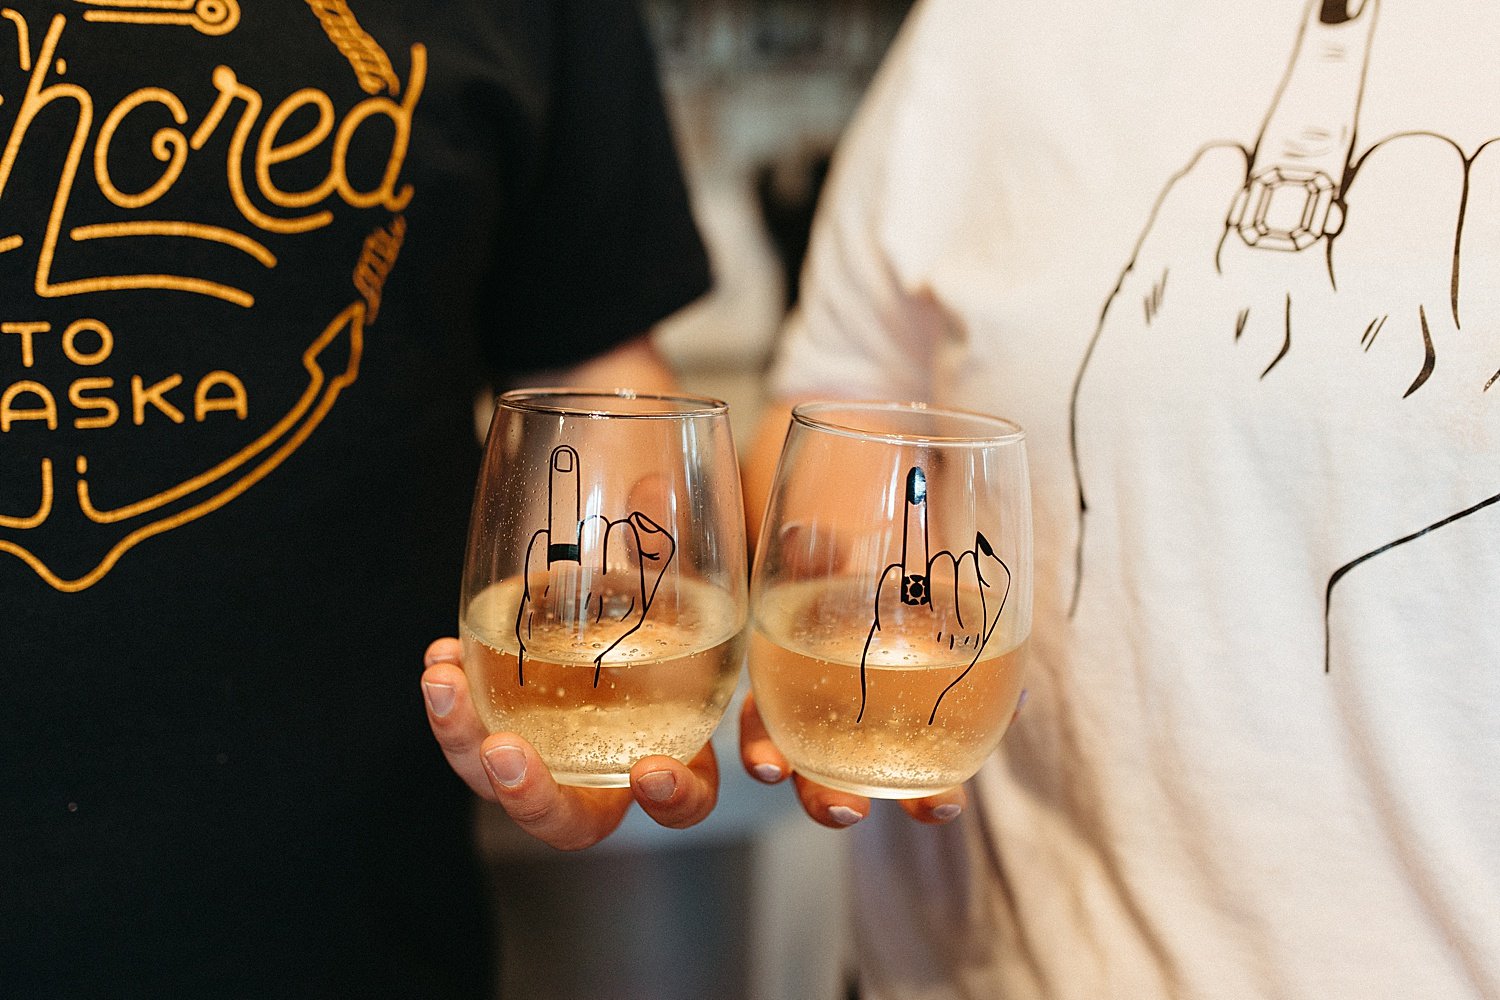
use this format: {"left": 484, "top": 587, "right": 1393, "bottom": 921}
{"left": 932, "top": 804, "right": 962, "bottom": 822}
{"left": 423, "top": 681, "right": 456, "bottom": 718}
{"left": 638, "top": 770, "right": 677, "bottom": 803}
{"left": 1320, "top": 0, "right": 1368, "bottom": 25}
{"left": 484, "top": 744, "right": 527, "bottom": 788}
{"left": 751, "top": 763, "right": 783, "bottom": 783}
{"left": 425, "top": 649, "right": 461, "bottom": 667}
{"left": 828, "top": 805, "right": 863, "bottom": 827}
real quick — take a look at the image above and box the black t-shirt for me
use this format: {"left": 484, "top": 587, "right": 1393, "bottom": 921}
{"left": 0, "top": 2, "right": 709, "bottom": 996}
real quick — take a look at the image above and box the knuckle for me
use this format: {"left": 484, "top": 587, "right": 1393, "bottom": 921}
{"left": 434, "top": 732, "right": 479, "bottom": 762}
{"left": 653, "top": 801, "right": 709, "bottom": 830}
{"left": 432, "top": 723, "right": 482, "bottom": 757}
{"left": 465, "top": 777, "right": 500, "bottom": 803}
{"left": 502, "top": 797, "right": 557, "bottom": 829}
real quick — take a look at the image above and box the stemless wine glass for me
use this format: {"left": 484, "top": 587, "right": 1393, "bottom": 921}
{"left": 460, "top": 389, "right": 747, "bottom": 787}
{"left": 749, "top": 401, "right": 1032, "bottom": 799}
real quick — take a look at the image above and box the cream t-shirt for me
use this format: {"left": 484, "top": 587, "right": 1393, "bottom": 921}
{"left": 772, "top": 0, "right": 1500, "bottom": 996}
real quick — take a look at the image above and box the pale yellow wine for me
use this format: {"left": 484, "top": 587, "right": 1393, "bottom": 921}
{"left": 462, "top": 576, "right": 743, "bottom": 787}
{"left": 751, "top": 579, "right": 1025, "bottom": 798}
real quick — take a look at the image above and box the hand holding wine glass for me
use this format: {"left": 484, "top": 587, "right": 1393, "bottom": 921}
{"left": 422, "top": 389, "right": 745, "bottom": 849}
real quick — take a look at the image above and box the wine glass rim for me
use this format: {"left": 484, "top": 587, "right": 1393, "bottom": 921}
{"left": 791, "top": 400, "right": 1025, "bottom": 445}
{"left": 498, "top": 387, "right": 729, "bottom": 418}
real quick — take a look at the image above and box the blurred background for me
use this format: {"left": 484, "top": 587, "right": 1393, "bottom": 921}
{"left": 647, "top": 0, "right": 913, "bottom": 430}
{"left": 477, "top": 3, "right": 914, "bottom": 999}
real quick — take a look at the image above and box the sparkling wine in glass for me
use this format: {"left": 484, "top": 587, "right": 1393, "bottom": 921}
{"left": 750, "top": 402, "right": 1032, "bottom": 799}
{"left": 460, "top": 389, "right": 747, "bottom": 788}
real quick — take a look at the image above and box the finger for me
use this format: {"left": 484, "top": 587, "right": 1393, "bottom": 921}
{"left": 546, "top": 445, "right": 582, "bottom": 563}
{"left": 1222, "top": 1, "right": 1377, "bottom": 259}
{"left": 926, "top": 548, "right": 993, "bottom": 652}
{"left": 586, "top": 511, "right": 632, "bottom": 578}
{"left": 625, "top": 511, "right": 675, "bottom": 584}
{"left": 922, "top": 550, "right": 964, "bottom": 644}
{"left": 949, "top": 550, "right": 987, "bottom": 645}
{"left": 618, "top": 512, "right": 676, "bottom": 582}
{"left": 1336, "top": 132, "right": 1465, "bottom": 396}
{"left": 1340, "top": 134, "right": 1463, "bottom": 288}
{"left": 627, "top": 508, "right": 672, "bottom": 544}
{"left": 897, "top": 786, "right": 967, "bottom": 826}
{"left": 974, "top": 533, "right": 1011, "bottom": 639}
{"left": 588, "top": 519, "right": 646, "bottom": 638}
{"left": 1458, "top": 141, "right": 1500, "bottom": 389}
{"left": 479, "top": 732, "right": 632, "bottom": 851}
{"left": 792, "top": 772, "right": 870, "bottom": 830}
{"left": 738, "top": 692, "right": 791, "bottom": 784}
{"left": 871, "top": 562, "right": 906, "bottom": 626}
{"left": 1010, "top": 687, "right": 1030, "bottom": 726}
{"left": 422, "top": 639, "right": 497, "bottom": 802}
{"left": 518, "top": 529, "right": 550, "bottom": 649}
{"left": 630, "top": 743, "right": 718, "bottom": 830}
{"left": 554, "top": 514, "right": 608, "bottom": 623}
{"left": 1133, "top": 143, "right": 1251, "bottom": 271}
{"left": 899, "top": 466, "right": 929, "bottom": 594}
{"left": 1251, "top": 0, "right": 1376, "bottom": 182}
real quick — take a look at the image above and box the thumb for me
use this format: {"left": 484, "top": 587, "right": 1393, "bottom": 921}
{"left": 631, "top": 744, "right": 719, "bottom": 830}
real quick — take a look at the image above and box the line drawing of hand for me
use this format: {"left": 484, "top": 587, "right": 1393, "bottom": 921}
{"left": 859, "top": 467, "right": 1010, "bottom": 725}
{"left": 513, "top": 445, "right": 676, "bottom": 687}
{"left": 1070, "top": 0, "right": 1500, "bottom": 671}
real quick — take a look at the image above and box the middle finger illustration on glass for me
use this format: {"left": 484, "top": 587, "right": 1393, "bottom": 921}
{"left": 750, "top": 402, "right": 1032, "bottom": 799}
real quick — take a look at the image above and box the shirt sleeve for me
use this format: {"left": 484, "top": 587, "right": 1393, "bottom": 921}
{"left": 485, "top": 0, "right": 712, "bottom": 375}
{"left": 770, "top": 4, "right": 947, "bottom": 404}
